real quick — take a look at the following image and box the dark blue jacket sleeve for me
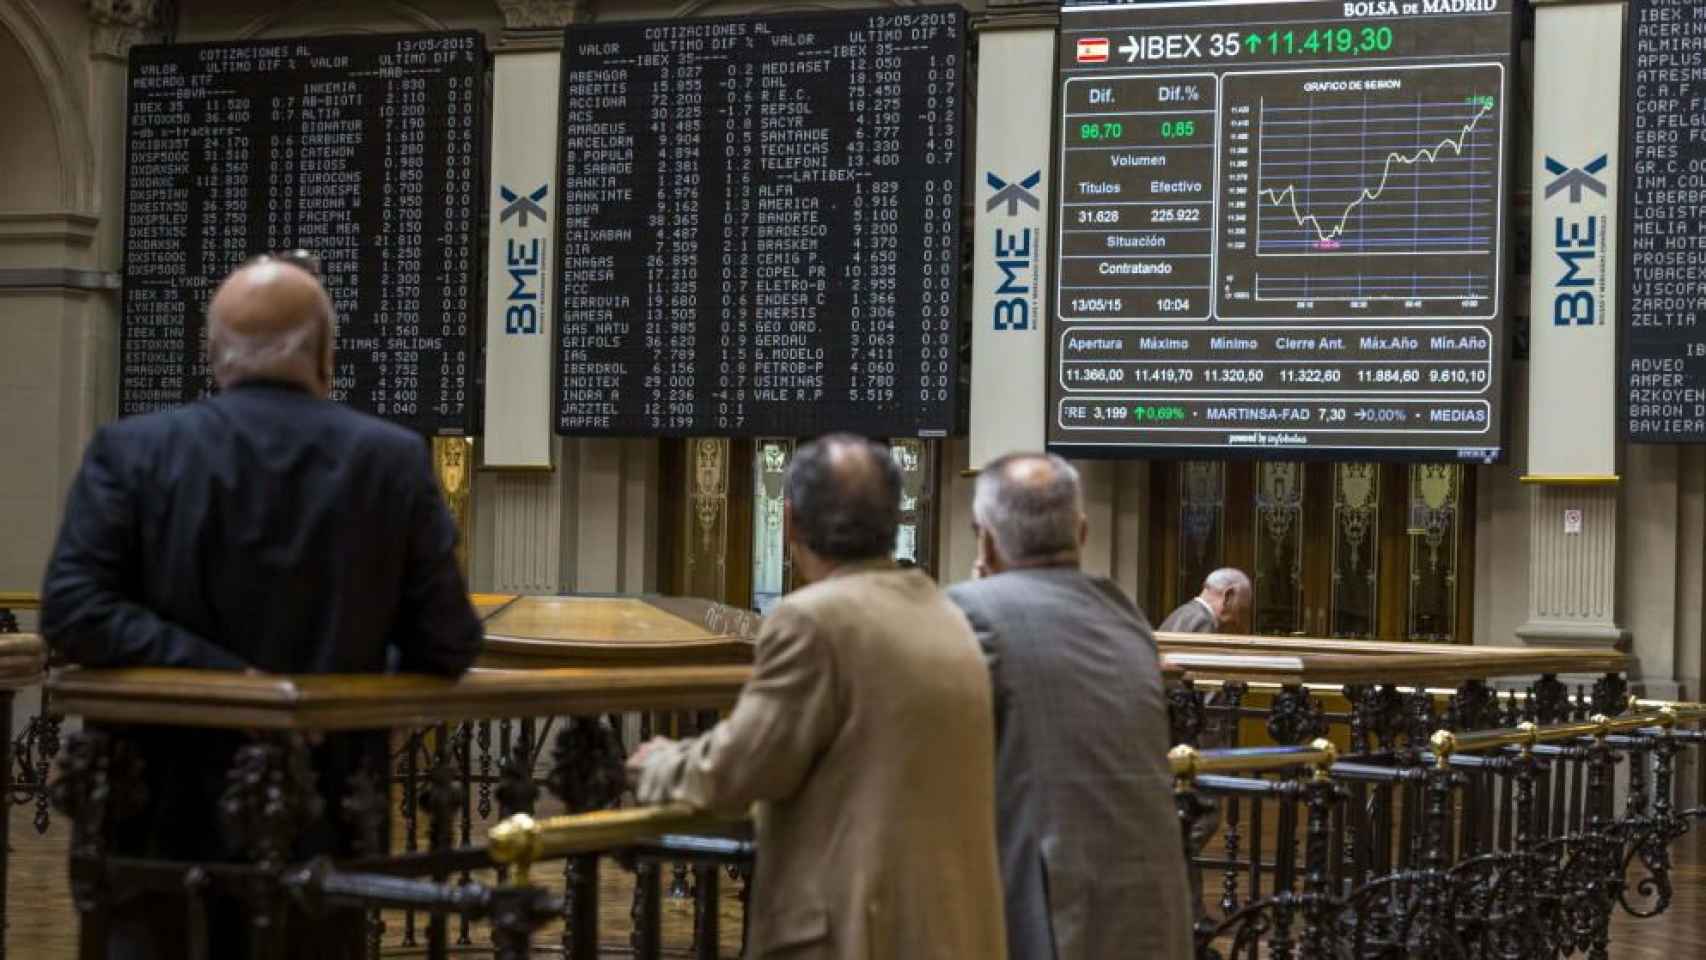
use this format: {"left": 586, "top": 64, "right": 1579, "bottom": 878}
{"left": 40, "top": 428, "right": 249, "bottom": 670}
{"left": 391, "top": 441, "right": 482, "bottom": 677}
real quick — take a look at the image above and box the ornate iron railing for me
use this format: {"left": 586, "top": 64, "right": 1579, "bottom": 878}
{"left": 0, "top": 595, "right": 60, "bottom": 840}
{"left": 32, "top": 637, "right": 1706, "bottom": 960}
{"left": 1169, "top": 708, "right": 1706, "bottom": 960}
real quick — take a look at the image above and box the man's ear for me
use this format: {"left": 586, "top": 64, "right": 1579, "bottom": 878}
{"left": 1077, "top": 513, "right": 1090, "bottom": 548}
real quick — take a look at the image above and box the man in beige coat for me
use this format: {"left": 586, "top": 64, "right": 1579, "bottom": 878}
{"left": 628, "top": 434, "right": 1006, "bottom": 959}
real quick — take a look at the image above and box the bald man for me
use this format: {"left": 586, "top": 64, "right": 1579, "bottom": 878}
{"left": 948, "top": 453, "right": 1192, "bottom": 959}
{"left": 42, "top": 255, "right": 482, "bottom": 959}
{"left": 628, "top": 434, "right": 1006, "bottom": 960}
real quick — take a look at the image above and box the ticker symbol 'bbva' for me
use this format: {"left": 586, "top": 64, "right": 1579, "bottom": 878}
{"left": 1543, "top": 155, "right": 1607, "bottom": 204}
{"left": 986, "top": 171, "right": 1041, "bottom": 216}
{"left": 500, "top": 184, "right": 549, "bottom": 226}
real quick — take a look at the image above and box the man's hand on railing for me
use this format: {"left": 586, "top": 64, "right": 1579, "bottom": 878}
{"left": 625, "top": 736, "right": 680, "bottom": 804}
{"left": 627, "top": 736, "right": 673, "bottom": 769}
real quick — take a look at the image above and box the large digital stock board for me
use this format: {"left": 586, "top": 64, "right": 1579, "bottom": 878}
{"left": 1622, "top": 0, "right": 1706, "bottom": 443}
{"left": 1052, "top": 0, "right": 1514, "bottom": 460}
{"left": 121, "top": 34, "right": 485, "bottom": 434}
{"left": 554, "top": 8, "right": 966, "bottom": 437}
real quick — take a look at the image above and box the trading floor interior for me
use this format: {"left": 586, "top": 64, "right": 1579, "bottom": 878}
{"left": 1, "top": 0, "right": 1705, "bottom": 956}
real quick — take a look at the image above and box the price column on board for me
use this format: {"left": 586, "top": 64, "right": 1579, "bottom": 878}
{"left": 1057, "top": 74, "right": 1216, "bottom": 322}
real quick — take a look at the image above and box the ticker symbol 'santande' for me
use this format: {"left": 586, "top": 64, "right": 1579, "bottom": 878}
{"left": 499, "top": 184, "right": 549, "bottom": 226}
{"left": 1543, "top": 155, "right": 1607, "bottom": 204}
{"left": 986, "top": 171, "right": 1042, "bottom": 215}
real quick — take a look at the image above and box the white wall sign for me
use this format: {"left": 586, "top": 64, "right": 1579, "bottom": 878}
{"left": 1564, "top": 508, "right": 1584, "bottom": 535}
{"left": 1527, "top": 3, "right": 1621, "bottom": 478}
{"left": 969, "top": 27, "right": 1054, "bottom": 470}
{"left": 482, "top": 51, "right": 561, "bottom": 469}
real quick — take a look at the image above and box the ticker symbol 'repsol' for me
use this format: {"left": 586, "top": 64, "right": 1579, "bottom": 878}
{"left": 1543, "top": 155, "right": 1607, "bottom": 204}
{"left": 986, "top": 171, "right": 1041, "bottom": 216}
{"left": 499, "top": 184, "right": 549, "bottom": 226}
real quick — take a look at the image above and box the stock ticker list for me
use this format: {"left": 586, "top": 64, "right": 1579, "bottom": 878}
{"left": 120, "top": 34, "right": 484, "bottom": 434}
{"left": 555, "top": 9, "right": 965, "bottom": 437}
{"left": 1622, "top": 0, "right": 1706, "bottom": 443}
{"left": 1052, "top": 0, "right": 1514, "bottom": 459}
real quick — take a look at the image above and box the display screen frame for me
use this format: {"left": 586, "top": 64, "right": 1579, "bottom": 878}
{"left": 550, "top": 5, "right": 970, "bottom": 440}
{"left": 117, "top": 31, "right": 491, "bottom": 437}
{"left": 1045, "top": 0, "right": 1518, "bottom": 464}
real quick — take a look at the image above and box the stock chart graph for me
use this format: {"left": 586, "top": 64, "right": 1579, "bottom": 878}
{"left": 1219, "top": 63, "right": 1506, "bottom": 317}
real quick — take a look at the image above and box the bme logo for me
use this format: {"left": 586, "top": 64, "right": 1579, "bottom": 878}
{"left": 500, "top": 184, "right": 549, "bottom": 335}
{"left": 987, "top": 171, "right": 1041, "bottom": 331}
{"left": 1543, "top": 156, "right": 1606, "bottom": 327}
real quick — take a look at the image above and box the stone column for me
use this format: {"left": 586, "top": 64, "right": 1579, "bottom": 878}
{"left": 473, "top": 1, "right": 658, "bottom": 597}
{"left": 473, "top": 3, "right": 579, "bottom": 595}
{"left": 1514, "top": 1, "right": 1627, "bottom": 660}
{"left": 80, "top": 1, "right": 161, "bottom": 436}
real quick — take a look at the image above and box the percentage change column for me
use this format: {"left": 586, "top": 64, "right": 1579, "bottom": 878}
{"left": 1056, "top": 73, "right": 1216, "bottom": 322}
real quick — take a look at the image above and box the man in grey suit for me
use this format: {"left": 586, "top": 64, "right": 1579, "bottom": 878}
{"left": 1159, "top": 568, "right": 1251, "bottom": 634}
{"left": 1158, "top": 567, "right": 1251, "bottom": 924}
{"left": 948, "top": 453, "right": 1193, "bottom": 960}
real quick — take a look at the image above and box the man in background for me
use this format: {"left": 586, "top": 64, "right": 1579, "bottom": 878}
{"left": 1159, "top": 566, "right": 1253, "bottom": 924}
{"left": 629, "top": 434, "right": 1006, "bottom": 960}
{"left": 947, "top": 453, "right": 1192, "bottom": 960}
{"left": 1160, "top": 567, "right": 1251, "bottom": 634}
{"left": 41, "top": 253, "right": 483, "bottom": 958}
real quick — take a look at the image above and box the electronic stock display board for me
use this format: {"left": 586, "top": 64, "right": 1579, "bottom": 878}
{"left": 1622, "top": 0, "right": 1706, "bottom": 443}
{"left": 554, "top": 8, "right": 965, "bottom": 437}
{"left": 121, "top": 33, "right": 484, "bottom": 434}
{"left": 1052, "top": 0, "right": 1515, "bottom": 460}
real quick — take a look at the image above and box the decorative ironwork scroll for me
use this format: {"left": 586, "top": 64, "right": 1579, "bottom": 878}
{"left": 1407, "top": 464, "right": 1462, "bottom": 642}
{"left": 684, "top": 438, "right": 731, "bottom": 602}
{"left": 1177, "top": 461, "right": 1225, "bottom": 608}
{"left": 752, "top": 439, "right": 794, "bottom": 614}
{"left": 891, "top": 438, "right": 937, "bottom": 574}
{"left": 1254, "top": 462, "right": 1305, "bottom": 635}
{"left": 1330, "top": 463, "right": 1380, "bottom": 638}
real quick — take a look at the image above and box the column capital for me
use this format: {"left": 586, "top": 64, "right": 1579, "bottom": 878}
{"left": 88, "top": 0, "right": 163, "bottom": 62}
{"left": 495, "top": 0, "right": 583, "bottom": 48}
{"left": 974, "top": 1, "right": 1058, "bottom": 31}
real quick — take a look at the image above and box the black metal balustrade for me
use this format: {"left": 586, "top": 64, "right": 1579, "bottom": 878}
{"left": 1168, "top": 707, "right": 1706, "bottom": 959}
{"left": 0, "top": 595, "right": 61, "bottom": 842}
{"left": 28, "top": 607, "right": 1706, "bottom": 960}
{"left": 0, "top": 629, "right": 46, "bottom": 960}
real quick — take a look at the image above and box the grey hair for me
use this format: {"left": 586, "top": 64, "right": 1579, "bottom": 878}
{"left": 972, "top": 453, "right": 1083, "bottom": 563}
{"left": 208, "top": 319, "right": 327, "bottom": 388}
{"left": 1204, "top": 567, "right": 1251, "bottom": 593}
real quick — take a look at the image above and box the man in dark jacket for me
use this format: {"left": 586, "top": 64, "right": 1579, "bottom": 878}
{"left": 947, "top": 453, "right": 1192, "bottom": 960}
{"left": 41, "top": 253, "right": 483, "bottom": 959}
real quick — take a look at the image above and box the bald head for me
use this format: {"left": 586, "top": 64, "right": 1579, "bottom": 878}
{"left": 784, "top": 433, "right": 902, "bottom": 563}
{"left": 206, "top": 259, "right": 335, "bottom": 395}
{"left": 973, "top": 452, "right": 1085, "bottom": 569}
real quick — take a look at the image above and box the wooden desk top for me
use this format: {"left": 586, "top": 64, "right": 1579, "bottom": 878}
{"left": 478, "top": 595, "right": 758, "bottom": 668}
{"left": 1154, "top": 633, "right": 1628, "bottom": 685}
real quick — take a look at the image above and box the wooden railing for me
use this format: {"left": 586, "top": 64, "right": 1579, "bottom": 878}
{"left": 11, "top": 591, "right": 1685, "bottom": 960}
